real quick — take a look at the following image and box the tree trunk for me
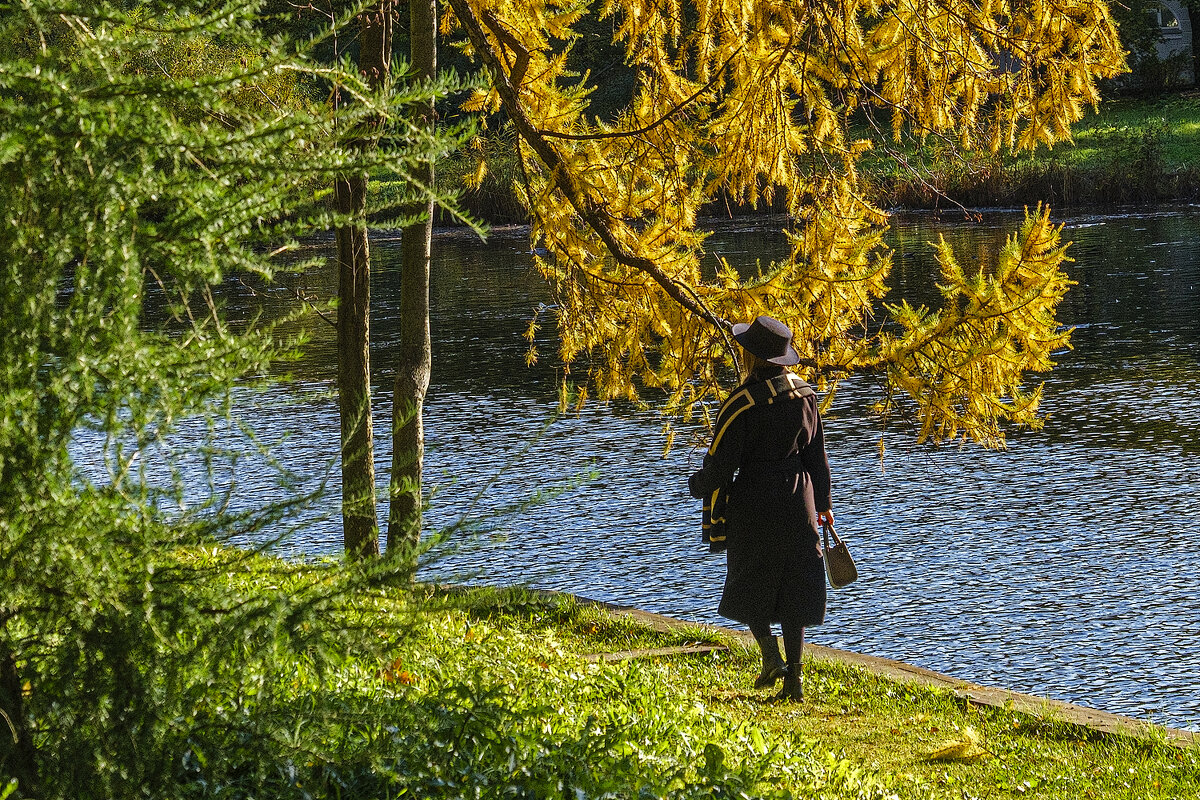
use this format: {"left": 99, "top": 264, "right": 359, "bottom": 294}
{"left": 336, "top": 1, "right": 394, "bottom": 559}
{"left": 0, "top": 639, "right": 38, "bottom": 794}
{"left": 386, "top": 0, "right": 436, "bottom": 562}
{"left": 335, "top": 175, "right": 378, "bottom": 559}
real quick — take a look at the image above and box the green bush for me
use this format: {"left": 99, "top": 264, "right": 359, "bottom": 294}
{"left": 151, "top": 582, "right": 899, "bottom": 799}
{"left": 0, "top": 2, "right": 465, "bottom": 796}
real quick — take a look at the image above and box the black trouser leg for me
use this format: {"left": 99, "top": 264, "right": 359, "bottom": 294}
{"left": 780, "top": 620, "right": 804, "bottom": 667}
{"left": 777, "top": 620, "right": 804, "bottom": 701}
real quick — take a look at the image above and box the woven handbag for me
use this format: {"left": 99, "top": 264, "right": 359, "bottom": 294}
{"left": 821, "top": 522, "right": 858, "bottom": 589}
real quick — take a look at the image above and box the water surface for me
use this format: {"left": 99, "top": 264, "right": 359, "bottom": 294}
{"left": 107, "top": 209, "right": 1200, "bottom": 730}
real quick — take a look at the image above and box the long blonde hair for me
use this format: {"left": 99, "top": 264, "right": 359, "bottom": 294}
{"left": 739, "top": 349, "right": 772, "bottom": 381}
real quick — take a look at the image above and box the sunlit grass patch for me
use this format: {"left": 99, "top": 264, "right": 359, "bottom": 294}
{"left": 176, "top": 556, "right": 1197, "bottom": 798}
{"left": 428, "top": 583, "right": 731, "bottom": 652}
{"left": 367, "top": 94, "right": 1200, "bottom": 225}
{"left": 854, "top": 94, "right": 1200, "bottom": 207}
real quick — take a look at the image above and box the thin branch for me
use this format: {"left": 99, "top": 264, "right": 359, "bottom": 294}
{"left": 446, "top": 0, "right": 732, "bottom": 343}
{"left": 481, "top": 9, "right": 530, "bottom": 88}
{"left": 295, "top": 286, "right": 339, "bottom": 329}
{"left": 539, "top": 46, "right": 744, "bottom": 142}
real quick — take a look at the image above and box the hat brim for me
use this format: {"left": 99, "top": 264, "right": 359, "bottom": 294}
{"left": 731, "top": 322, "right": 801, "bottom": 366}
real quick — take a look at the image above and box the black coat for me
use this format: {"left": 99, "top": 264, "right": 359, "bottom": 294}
{"left": 689, "top": 368, "right": 833, "bottom": 627}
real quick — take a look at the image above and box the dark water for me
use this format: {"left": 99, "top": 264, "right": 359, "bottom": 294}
{"left": 87, "top": 209, "right": 1200, "bottom": 731}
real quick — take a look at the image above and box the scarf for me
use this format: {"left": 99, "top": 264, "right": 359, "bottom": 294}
{"left": 702, "top": 372, "right": 815, "bottom": 553}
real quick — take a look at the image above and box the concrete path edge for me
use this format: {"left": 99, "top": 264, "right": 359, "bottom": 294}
{"left": 565, "top": 593, "right": 1197, "bottom": 749}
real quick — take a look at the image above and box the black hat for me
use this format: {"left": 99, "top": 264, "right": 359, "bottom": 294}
{"left": 731, "top": 315, "right": 800, "bottom": 366}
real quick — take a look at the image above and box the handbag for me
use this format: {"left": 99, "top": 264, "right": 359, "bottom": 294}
{"left": 822, "top": 522, "right": 858, "bottom": 589}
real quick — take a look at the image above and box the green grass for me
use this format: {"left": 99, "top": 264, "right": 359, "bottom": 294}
{"left": 1068, "top": 96, "right": 1200, "bottom": 167}
{"left": 384, "top": 94, "right": 1200, "bottom": 222}
{"left": 434, "top": 586, "right": 1198, "bottom": 800}
{"left": 165, "top": 551, "right": 1199, "bottom": 799}
{"left": 860, "top": 95, "right": 1200, "bottom": 208}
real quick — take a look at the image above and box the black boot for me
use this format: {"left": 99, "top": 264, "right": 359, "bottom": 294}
{"left": 754, "top": 635, "right": 787, "bottom": 689}
{"left": 775, "top": 664, "right": 803, "bottom": 702}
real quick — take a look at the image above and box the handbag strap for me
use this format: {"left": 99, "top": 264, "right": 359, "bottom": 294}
{"left": 821, "top": 521, "right": 841, "bottom": 550}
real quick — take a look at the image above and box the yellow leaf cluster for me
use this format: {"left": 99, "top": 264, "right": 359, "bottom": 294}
{"left": 442, "top": 0, "right": 1123, "bottom": 446}
{"left": 877, "top": 205, "right": 1074, "bottom": 447}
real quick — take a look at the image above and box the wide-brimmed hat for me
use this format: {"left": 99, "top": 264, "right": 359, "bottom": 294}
{"left": 731, "top": 315, "right": 800, "bottom": 366}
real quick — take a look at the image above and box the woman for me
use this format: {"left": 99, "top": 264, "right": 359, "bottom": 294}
{"left": 688, "top": 316, "right": 834, "bottom": 701}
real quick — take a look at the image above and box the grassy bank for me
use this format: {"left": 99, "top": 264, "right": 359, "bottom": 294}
{"left": 375, "top": 95, "right": 1200, "bottom": 226}
{"left": 145, "top": 550, "right": 1199, "bottom": 799}
{"left": 865, "top": 96, "right": 1200, "bottom": 209}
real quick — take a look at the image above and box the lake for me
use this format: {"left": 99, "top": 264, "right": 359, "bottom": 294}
{"left": 104, "top": 207, "right": 1200, "bottom": 731}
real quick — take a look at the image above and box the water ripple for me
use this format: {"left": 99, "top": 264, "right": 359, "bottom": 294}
{"left": 76, "top": 209, "right": 1200, "bottom": 733}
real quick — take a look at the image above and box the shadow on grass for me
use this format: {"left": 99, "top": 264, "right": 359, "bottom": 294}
{"left": 178, "top": 667, "right": 774, "bottom": 799}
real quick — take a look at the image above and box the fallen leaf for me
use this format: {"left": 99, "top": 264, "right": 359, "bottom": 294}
{"left": 924, "top": 727, "right": 991, "bottom": 762}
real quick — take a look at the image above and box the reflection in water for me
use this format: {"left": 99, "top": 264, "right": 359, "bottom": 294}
{"left": 87, "top": 208, "right": 1200, "bottom": 731}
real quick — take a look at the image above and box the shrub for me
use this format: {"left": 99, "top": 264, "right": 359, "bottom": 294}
{"left": 0, "top": 2, "right": 462, "bottom": 795}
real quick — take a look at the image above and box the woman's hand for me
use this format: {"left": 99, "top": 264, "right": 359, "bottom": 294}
{"left": 817, "top": 510, "right": 835, "bottom": 529}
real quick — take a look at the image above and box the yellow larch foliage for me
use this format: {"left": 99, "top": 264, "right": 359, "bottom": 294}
{"left": 442, "top": 0, "right": 1125, "bottom": 447}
